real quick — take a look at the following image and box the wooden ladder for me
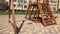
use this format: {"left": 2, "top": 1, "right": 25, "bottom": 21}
{"left": 41, "top": 0, "right": 57, "bottom": 26}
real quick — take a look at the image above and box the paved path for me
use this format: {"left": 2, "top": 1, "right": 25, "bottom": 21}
{"left": 0, "top": 14, "right": 60, "bottom": 34}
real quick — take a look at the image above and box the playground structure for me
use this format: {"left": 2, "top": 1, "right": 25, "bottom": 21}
{"left": 26, "top": 0, "right": 57, "bottom": 26}
{"left": 8, "top": 0, "right": 17, "bottom": 34}
{"left": 7, "top": 0, "right": 57, "bottom": 34}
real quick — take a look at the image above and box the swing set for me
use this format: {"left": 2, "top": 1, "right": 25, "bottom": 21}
{"left": 6, "top": 0, "right": 58, "bottom": 34}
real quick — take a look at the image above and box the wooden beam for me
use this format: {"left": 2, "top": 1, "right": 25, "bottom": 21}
{"left": 38, "top": 0, "right": 46, "bottom": 26}
{"left": 11, "top": 0, "right": 17, "bottom": 34}
{"left": 8, "top": 0, "right": 11, "bottom": 20}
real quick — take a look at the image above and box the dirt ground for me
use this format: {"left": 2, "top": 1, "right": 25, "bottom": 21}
{"left": 0, "top": 14, "right": 60, "bottom": 34}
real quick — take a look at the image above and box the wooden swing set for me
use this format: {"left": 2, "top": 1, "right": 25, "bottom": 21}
{"left": 8, "top": 0, "right": 57, "bottom": 34}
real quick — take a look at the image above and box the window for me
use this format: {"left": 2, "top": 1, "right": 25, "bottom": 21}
{"left": 0, "top": 3, "right": 1, "bottom": 6}
{"left": 17, "top": 3, "right": 23, "bottom": 8}
{"left": 24, "top": 0, "right": 27, "bottom": 3}
{"left": 18, "top": 0, "right": 23, "bottom": 2}
{"left": 24, "top": 5, "right": 27, "bottom": 8}
{"left": 40, "top": 0, "right": 43, "bottom": 3}
{"left": 53, "top": 7, "right": 56, "bottom": 11}
{"left": 14, "top": 0, "right": 16, "bottom": 2}
{"left": 14, "top": 4, "right": 16, "bottom": 7}
{"left": 18, "top": 3, "right": 20, "bottom": 7}
{"left": 50, "top": 0, "right": 56, "bottom": 3}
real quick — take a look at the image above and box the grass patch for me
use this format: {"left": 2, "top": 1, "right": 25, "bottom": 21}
{"left": 0, "top": 10, "right": 60, "bottom": 15}
{"left": 15, "top": 10, "right": 26, "bottom": 15}
{"left": 0, "top": 11, "right": 8, "bottom": 15}
{"left": 0, "top": 10, "right": 26, "bottom": 15}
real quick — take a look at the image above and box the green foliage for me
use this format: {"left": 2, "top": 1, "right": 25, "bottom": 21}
{"left": 0, "top": 10, "right": 60, "bottom": 15}
{"left": 0, "top": 10, "right": 26, "bottom": 15}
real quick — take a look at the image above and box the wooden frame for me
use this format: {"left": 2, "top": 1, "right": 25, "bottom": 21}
{"left": 26, "top": 0, "right": 57, "bottom": 26}
{"left": 8, "top": 0, "right": 25, "bottom": 34}
{"left": 9, "top": 0, "right": 17, "bottom": 34}
{"left": 8, "top": 0, "right": 57, "bottom": 34}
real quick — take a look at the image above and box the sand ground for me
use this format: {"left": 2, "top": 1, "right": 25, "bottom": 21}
{"left": 0, "top": 14, "right": 60, "bottom": 34}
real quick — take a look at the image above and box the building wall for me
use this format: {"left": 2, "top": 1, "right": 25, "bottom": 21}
{"left": 6, "top": 0, "right": 23, "bottom": 10}
{"left": 6, "top": 0, "right": 59, "bottom": 11}
{"left": 58, "top": 0, "right": 60, "bottom": 10}
{"left": 25, "top": 0, "right": 58, "bottom": 11}
{"left": 49, "top": 0, "right": 58, "bottom": 11}
{"left": 0, "top": 0, "right": 8, "bottom": 10}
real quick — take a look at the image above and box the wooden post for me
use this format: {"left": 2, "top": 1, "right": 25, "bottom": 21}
{"left": 36, "top": 6, "right": 38, "bottom": 22}
{"left": 11, "top": 0, "right": 17, "bottom": 34}
{"left": 37, "top": 0, "right": 46, "bottom": 26}
{"left": 8, "top": 0, "right": 11, "bottom": 21}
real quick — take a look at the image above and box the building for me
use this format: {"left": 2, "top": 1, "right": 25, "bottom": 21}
{"left": 6, "top": 0, "right": 28, "bottom": 10}
{"left": 6, "top": 0, "right": 59, "bottom": 11}
{"left": 6, "top": 0, "right": 23, "bottom": 10}
{"left": 0, "top": 0, "right": 8, "bottom": 10}
{"left": 57, "top": 0, "right": 60, "bottom": 11}
{"left": 49, "top": 0, "right": 58, "bottom": 11}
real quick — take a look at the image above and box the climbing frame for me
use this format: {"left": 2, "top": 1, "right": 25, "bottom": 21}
{"left": 26, "top": 0, "right": 57, "bottom": 26}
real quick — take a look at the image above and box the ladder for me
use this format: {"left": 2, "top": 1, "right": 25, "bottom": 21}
{"left": 41, "top": 0, "right": 57, "bottom": 26}
{"left": 25, "top": 0, "right": 57, "bottom": 26}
